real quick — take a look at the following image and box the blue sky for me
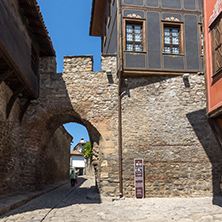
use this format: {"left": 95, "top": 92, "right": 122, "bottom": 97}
{"left": 37, "top": 0, "right": 101, "bottom": 148}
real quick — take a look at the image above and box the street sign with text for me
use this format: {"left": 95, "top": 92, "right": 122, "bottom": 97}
{"left": 134, "top": 158, "right": 144, "bottom": 198}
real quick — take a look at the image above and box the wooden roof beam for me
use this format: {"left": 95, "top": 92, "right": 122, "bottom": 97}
{"left": 6, "top": 85, "right": 26, "bottom": 119}
{"left": 0, "top": 69, "right": 14, "bottom": 84}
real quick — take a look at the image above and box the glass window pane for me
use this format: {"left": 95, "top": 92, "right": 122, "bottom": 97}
{"left": 172, "top": 47, "right": 179, "bottom": 54}
{"left": 164, "top": 46, "right": 171, "bottom": 53}
{"left": 164, "top": 36, "right": 170, "bottom": 44}
{"left": 127, "top": 44, "right": 133, "bottom": 51}
{"left": 134, "top": 26, "right": 141, "bottom": 34}
{"left": 172, "top": 29, "right": 179, "bottom": 36}
{"left": 172, "top": 36, "right": 179, "bottom": 45}
{"left": 126, "top": 25, "right": 133, "bottom": 33}
{"left": 135, "top": 45, "right": 142, "bottom": 51}
{"left": 135, "top": 33, "right": 141, "bottom": 42}
{"left": 164, "top": 28, "right": 170, "bottom": 36}
{"left": 127, "top": 33, "right": 133, "bottom": 41}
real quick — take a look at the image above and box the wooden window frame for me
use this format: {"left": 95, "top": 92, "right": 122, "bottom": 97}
{"left": 210, "top": 13, "right": 222, "bottom": 77}
{"left": 199, "top": 24, "right": 204, "bottom": 55}
{"left": 108, "top": 0, "right": 111, "bottom": 26}
{"left": 124, "top": 18, "right": 146, "bottom": 52}
{"left": 162, "top": 21, "right": 184, "bottom": 55}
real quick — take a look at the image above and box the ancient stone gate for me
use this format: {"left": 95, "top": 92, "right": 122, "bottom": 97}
{"left": 1, "top": 54, "right": 222, "bottom": 198}
{"left": 0, "top": 54, "right": 119, "bottom": 195}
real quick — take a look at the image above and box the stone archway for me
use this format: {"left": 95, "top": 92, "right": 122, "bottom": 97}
{"left": 16, "top": 55, "right": 119, "bottom": 194}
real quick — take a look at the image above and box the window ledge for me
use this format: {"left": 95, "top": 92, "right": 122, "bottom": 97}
{"left": 212, "top": 68, "right": 222, "bottom": 78}
{"left": 124, "top": 50, "right": 146, "bottom": 54}
{"left": 162, "top": 53, "right": 184, "bottom": 56}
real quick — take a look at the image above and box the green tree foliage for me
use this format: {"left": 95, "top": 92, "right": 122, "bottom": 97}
{"left": 82, "top": 142, "right": 92, "bottom": 158}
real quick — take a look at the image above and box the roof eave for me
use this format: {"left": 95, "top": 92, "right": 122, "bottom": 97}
{"left": 89, "top": 0, "right": 106, "bottom": 37}
{"left": 19, "top": 0, "right": 56, "bottom": 56}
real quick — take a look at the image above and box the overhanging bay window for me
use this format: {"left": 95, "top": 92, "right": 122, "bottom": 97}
{"left": 162, "top": 22, "right": 183, "bottom": 54}
{"left": 125, "top": 21, "right": 144, "bottom": 52}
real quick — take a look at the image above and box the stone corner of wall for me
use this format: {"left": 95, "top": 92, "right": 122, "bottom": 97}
{"left": 101, "top": 54, "right": 117, "bottom": 73}
{"left": 40, "top": 56, "right": 57, "bottom": 74}
{"left": 62, "top": 54, "right": 117, "bottom": 74}
{"left": 63, "top": 55, "right": 94, "bottom": 72}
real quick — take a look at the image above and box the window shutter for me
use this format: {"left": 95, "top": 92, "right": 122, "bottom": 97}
{"left": 212, "top": 17, "right": 222, "bottom": 74}
{"left": 215, "top": 18, "right": 222, "bottom": 71}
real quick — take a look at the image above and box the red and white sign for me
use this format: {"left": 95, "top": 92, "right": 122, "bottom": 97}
{"left": 134, "top": 158, "right": 144, "bottom": 198}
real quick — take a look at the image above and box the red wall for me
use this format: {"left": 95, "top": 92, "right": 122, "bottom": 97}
{"left": 204, "top": 0, "right": 222, "bottom": 115}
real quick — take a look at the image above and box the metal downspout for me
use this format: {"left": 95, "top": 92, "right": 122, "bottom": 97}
{"left": 117, "top": 0, "right": 123, "bottom": 197}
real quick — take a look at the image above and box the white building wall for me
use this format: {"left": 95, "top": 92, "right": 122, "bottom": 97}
{"left": 71, "top": 156, "right": 85, "bottom": 169}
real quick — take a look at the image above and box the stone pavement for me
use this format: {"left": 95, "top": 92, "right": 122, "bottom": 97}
{"left": 1, "top": 176, "right": 222, "bottom": 221}
{"left": 0, "top": 179, "right": 70, "bottom": 216}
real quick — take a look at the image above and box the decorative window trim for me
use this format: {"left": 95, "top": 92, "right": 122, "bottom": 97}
{"left": 123, "top": 18, "right": 146, "bottom": 52}
{"left": 163, "top": 17, "right": 181, "bottom": 22}
{"left": 127, "top": 13, "right": 142, "bottom": 19}
{"left": 162, "top": 21, "right": 184, "bottom": 55}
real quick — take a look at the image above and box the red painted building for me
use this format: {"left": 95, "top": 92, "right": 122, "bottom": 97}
{"left": 203, "top": 0, "right": 222, "bottom": 145}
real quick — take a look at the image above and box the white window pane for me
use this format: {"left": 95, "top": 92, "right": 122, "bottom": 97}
{"left": 172, "top": 29, "right": 179, "bottom": 36}
{"left": 126, "top": 25, "right": 133, "bottom": 33}
{"left": 135, "top": 45, "right": 142, "bottom": 51}
{"left": 127, "top": 33, "right": 133, "bottom": 41}
{"left": 135, "top": 33, "right": 141, "bottom": 42}
{"left": 127, "top": 44, "right": 133, "bottom": 51}
{"left": 164, "top": 36, "right": 170, "bottom": 44}
{"left": 172, "top": 47, "right": 179, "bottom": 54}
{"left": 164, "top": 28, "right": 170, "bottom": 36}
{"left": 134, "top": 26, "right": 141, "bottom": 34}
{"left": 172, "top": 36, "right": 179, "bottom": 45}
{"left": 201, "top": 32, "right": 204, "bottom": 47}
{"left": 164, "top": 47, "right": 171, "bottom": 53}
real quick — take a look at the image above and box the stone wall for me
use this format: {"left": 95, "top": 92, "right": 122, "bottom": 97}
{"left": 41, "top": 126, "right": 71, "bottom": 185}
{"left": 1, "top": 53, "right": 221, "bottom": 198}
{"left": 62, "top": 55, "right": 119, "bottom": 192}
{"left": 60, "top": 55, "right": 222, "bottom": 198}
{"left": 121, "top": 75, "right": 222, "bottom": 197}
{"left": 0, "top": 57, "right": 72, "bottom": 196}
{"left": 0, "top": 81, "right": 22, "bottom": 194}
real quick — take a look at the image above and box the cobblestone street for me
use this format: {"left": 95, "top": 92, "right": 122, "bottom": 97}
{"left": 1, "top": 176, "right": 222, "bottom": 222}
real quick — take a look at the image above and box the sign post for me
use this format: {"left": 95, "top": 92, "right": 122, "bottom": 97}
{"left": 134, "top": 158, "right": 144, "bottom": 198}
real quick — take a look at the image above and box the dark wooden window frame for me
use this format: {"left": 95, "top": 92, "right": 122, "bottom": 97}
{"left": 124, "top": 18, "right": 145, "bottom": 52}
{"left": 162, "top": 21, "right": 184, "bottom": 55}
{"left": 108, "top": 0, "right": 111, "bottom": 27}
{"left": 199, "top": 24, "right": 204, "bottom": 55}
{"left": 210, "top": 13, "right": 222, "bottom": 77}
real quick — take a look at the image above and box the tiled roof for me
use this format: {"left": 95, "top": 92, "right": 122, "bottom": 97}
{"left": 73, "top": 142, "right": 86, "bottom": 151}
{"left": 70, "top": 150, "right": 83, "bottom": 156}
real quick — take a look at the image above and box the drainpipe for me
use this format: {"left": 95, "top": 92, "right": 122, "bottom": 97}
{"left": 118, "top": 71, "right": 123, "bottom": 197}
{"left": 117, "top": 0, "right": 123, "bottom": 197}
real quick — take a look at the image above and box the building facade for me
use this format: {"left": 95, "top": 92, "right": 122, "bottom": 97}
{"left": 70, "top": 138, "right": 86, "bottom": 175}
{"left": 90, "top": 0, "right": 204, "bottom": 75}
{"left": 203, "top": 0, "right": 222, "bottom": 146}
{"left": 89, "top": 0, "right": 222, "bottom": 197}
{"left": 0, "top": 0, "right": 68, "bottom": 196}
